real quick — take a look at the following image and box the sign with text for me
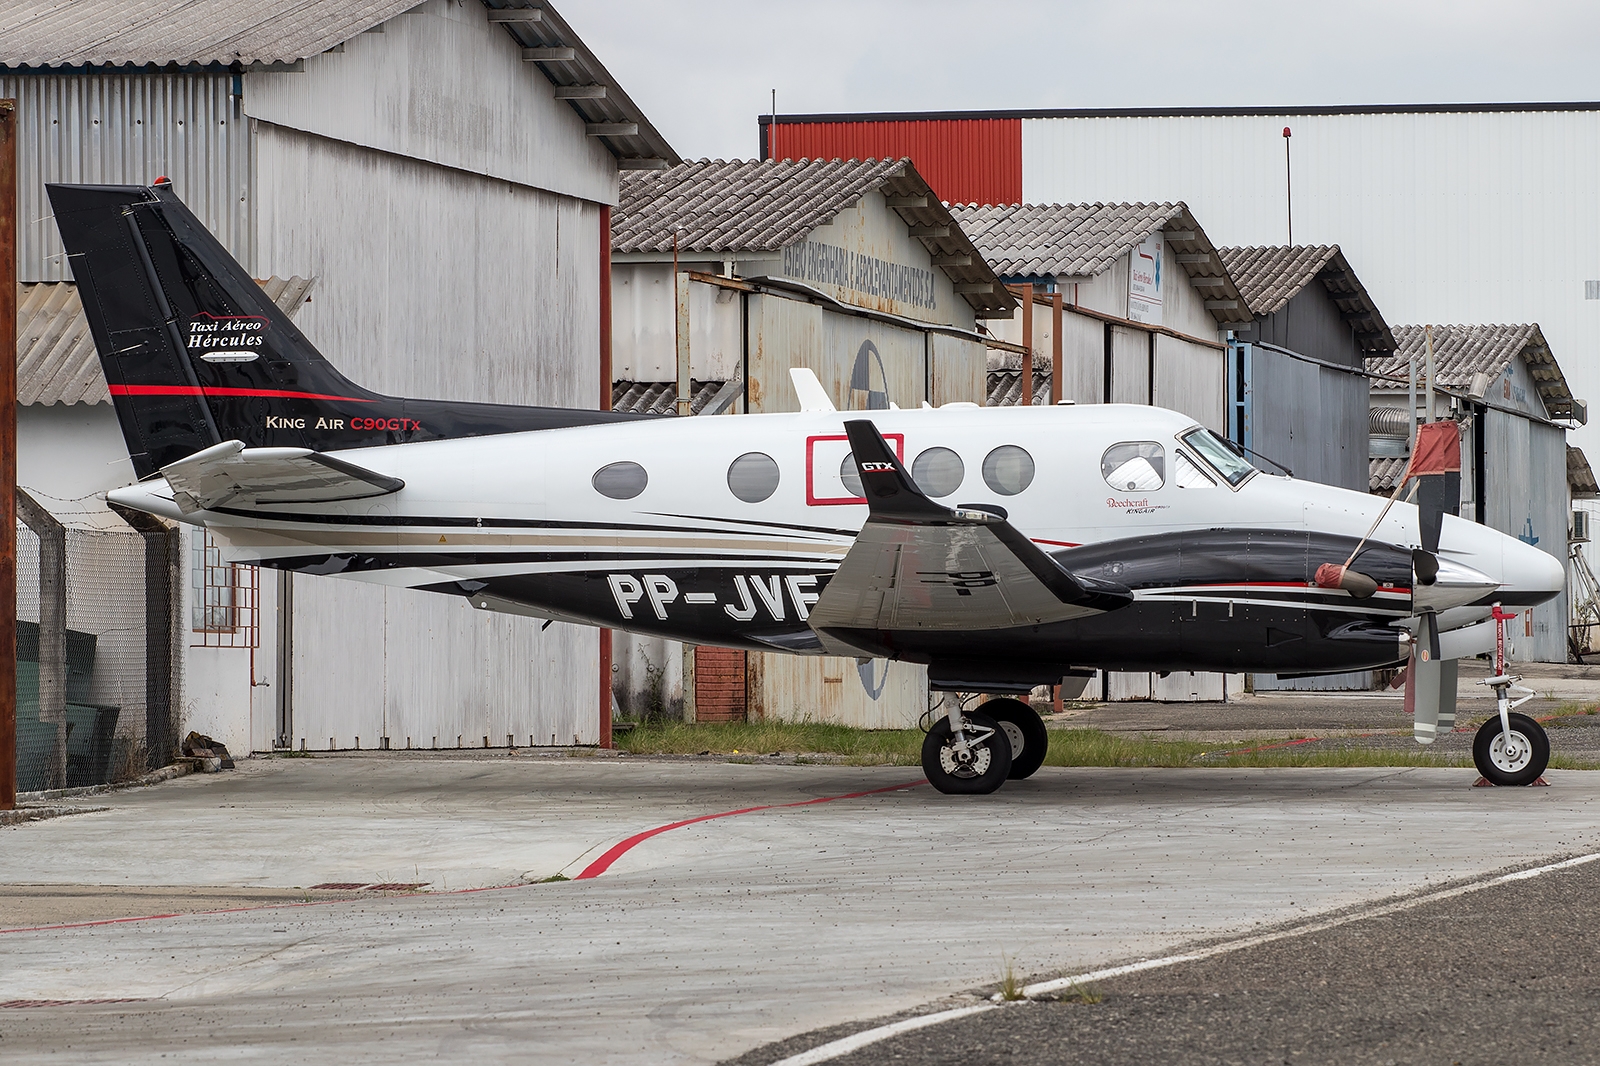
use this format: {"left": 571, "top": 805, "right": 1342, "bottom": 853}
{"left": 1127, "top": 232, "right": 1164, "bottom": 326}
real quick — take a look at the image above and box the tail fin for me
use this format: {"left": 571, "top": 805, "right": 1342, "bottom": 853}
{"left": 49, "top": 182, "right": 638, "bottom": 479}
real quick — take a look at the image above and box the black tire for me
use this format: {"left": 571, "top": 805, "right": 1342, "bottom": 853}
{"left": 1472, "top": 712, "right": 1550, "bottom": 786}
{"left": 922, "top": 710, "right": 1013, "bottom": 795}
{"left": 982, "top": 697, "right": 1049, "bottom": 780}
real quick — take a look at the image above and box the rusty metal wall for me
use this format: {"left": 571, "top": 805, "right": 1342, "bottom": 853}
{"left": 745, "top": 293, "right": 927, "bottom": 413}
{"left": 748, "top": 652, "right": 927, "bottom": 729}
{"left": 2, "top": 72, "right": 253, "bottom": 282}
{"left": 928, "top": 332, "right": 985, "bottom": 406}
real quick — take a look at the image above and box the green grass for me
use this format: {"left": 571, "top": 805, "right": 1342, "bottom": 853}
{"left": 615, "top": 713, "right": 1600, "bottom": 770}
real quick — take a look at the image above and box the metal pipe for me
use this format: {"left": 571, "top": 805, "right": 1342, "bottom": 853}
{"left": 673, "top": 231, "right": 690, "bottom": 416}
{"left": 1423, "top": 324, "right": 1436, "bottom": 424}
{"left": 599, "top": 204, "right": 613, "bottom": 750}
{"left": 1050, "top": 291, "right": 1063, "bottom": 404}
{"left": 0, "top": 98, "right": 15, "bottom": 810}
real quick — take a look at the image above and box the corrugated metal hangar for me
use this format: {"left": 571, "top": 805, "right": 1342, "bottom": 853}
{"left": 5, "top": 0, "right": 679, "bottom": 760}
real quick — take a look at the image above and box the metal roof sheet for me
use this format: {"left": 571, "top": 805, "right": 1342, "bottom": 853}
{"left": 947, "top": 201, "right": 1251, "bottom": 323}
{"left": 1371, "top": 323, "right": 1578, "bottom": 419}
{"left": 0, "top": 1, "right": 677, "bottom": 167}
{"left": 1217, "top": 244, "right": 1397, "bottom": 353}
{"left": 17, "top": 276, "right": 314, "bottom": 405}
{"left": 0, "top": 0, "right": 418, "bottom": 67}
{"left": 615, "top": 157, "right": 1013, "bottom": 316}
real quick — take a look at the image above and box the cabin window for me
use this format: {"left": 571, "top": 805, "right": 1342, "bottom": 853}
{"left": 911, "top": 447, "right": 964, "bottom": 497}
{"left": 981, "top": 445, "right": 1035, "bottom": 496}
{"left": 592, "top": 461, "right": 648, "bottom": 500}
{"left": 1101, "top": 442, "right": 1165, "bottom": 491}
{"left": 727, "top": 452, "right": 780, "bottom": 503}
{"left": 1174, "top": 451, "right": 1217, "bottom": 488}
{"left": 839, "top": 453, "right": 864, "bottom": 498}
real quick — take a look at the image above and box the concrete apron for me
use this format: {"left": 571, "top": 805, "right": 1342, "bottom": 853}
{"left": 2, "top": 758, "right": 1598, "bottom": 1064}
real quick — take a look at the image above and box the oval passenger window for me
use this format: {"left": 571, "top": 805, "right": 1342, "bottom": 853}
{"left": 982, "top": 445, "right": 1035, "bottom": 496}
{"left": 592, "top": 461, "right": 648, "bottom": 500}
{"left": 727, "top": 451, "right": 780, "bottom": 503}
{"left": 1101, "top": 442, "right": 1165, "bottom": 491}
{"left": 839, "top": 453, "right": 863, "bottom": 498}
{"left": 912, "top": 447, "right": 964, "bottom": 498}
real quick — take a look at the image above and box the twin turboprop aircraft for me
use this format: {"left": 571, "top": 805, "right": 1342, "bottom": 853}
{"left": 50, "top": 181, "right": 1567, "bottom": 794}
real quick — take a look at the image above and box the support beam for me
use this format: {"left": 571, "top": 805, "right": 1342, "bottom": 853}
{"left": 554, "top": 84, "right": 606, "bottom": 99}
{"left": 1192, "top": 278, "right": 1229, "bottom": 288}
{"left": 929, "top": 255, "right": 971, "bottom": 266}
{"left": 599, "top": 204, "right": 613, "bottom": 751}
{"left": 1175, "top": 253, "right": 1214, "bottom": 265}
{"left": 0, "top": 99, "right": 13, "bottom": 810}
{"left": 953, "top": 282, "right": 995, "bottom": 294}
{"left": 884, "top": 195, "right": 927, "bottom": 207}
{"left": 586, "top": 123, "right": 638, "bottom": 137}
{"left": 675, "top": 271, "right": 691, "bottom": 415}
{"left": 1204, "top": 299, "right": 1240, "bottom": 310}
{"left": 15, "top": 490, "right": 64, "bottom": 791}
{"left": 617, "top": 158, "right": 669, "bottom": 170}
{"left": 489, "top": 9, "right": 543, "bottom": 21}
{"left": 1051, "top": 291, "right": 1064, "bottom": 405}
{"left": 523, "top": 46, "right": 574, "bottom": 61}
{"left": 1163, "top": 230, "right": 1197, "bottom": 241}
{"left": 906, "top": 225, "right": 949, "bottom": 237}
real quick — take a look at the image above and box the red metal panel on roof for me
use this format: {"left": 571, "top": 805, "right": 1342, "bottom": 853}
{"left": 767, "top": 119, "right": 1021, "bottom": 207}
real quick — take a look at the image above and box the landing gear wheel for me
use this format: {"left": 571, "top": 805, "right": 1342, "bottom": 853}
{"left": 1472, "top": 712, "right": 1550, "bottom": 786}
{"left": 922, "top": 710, "right": 1012, "bottom": 795}
{"left": 981, "top": 697, "right": 1049, "bottom": 780}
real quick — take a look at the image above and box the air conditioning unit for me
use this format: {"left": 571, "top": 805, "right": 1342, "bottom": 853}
{"left": 1574, "top": 510, "right": 1590, "bottom": 543}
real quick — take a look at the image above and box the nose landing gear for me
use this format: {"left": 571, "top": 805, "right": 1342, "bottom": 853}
{"left": 1472, "top": 604, "right": 1550, "bottom": 786}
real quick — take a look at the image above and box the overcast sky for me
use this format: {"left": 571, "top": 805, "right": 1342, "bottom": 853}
{"left": 562, "top": 0, "right": 1600, "bottom": 162}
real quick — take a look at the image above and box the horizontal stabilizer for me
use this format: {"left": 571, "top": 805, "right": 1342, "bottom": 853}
{"left": 156, "top": 440, "right": 403, "bottom": 512}
{"left": 807, "top": 419, "right": 1130, "bottom": 654}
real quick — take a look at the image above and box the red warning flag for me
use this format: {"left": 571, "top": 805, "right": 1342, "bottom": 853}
{"left": 1405, "top": 421, "right": 1461, "bottom": 479}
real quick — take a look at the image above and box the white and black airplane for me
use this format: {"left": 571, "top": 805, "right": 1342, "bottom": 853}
{"left": 50, "top": 181, "right": 1567, "bottom": 794}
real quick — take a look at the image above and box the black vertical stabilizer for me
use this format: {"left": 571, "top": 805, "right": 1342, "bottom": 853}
{"left": 48, "top": 182, "right": 645, "bottom": 479}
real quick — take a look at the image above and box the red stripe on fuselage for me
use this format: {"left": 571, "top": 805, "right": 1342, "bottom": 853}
{"left": 108, "top": 385, "right": 376, "bottom": 403}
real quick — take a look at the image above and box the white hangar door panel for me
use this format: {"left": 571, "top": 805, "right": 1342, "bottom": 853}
{"left": 1108, "top": 325, "right": 1150, "bottom": 405}
{"left": 1153, "top": 335, "right": 1226, "bottom": 433}
{"left": 257, "top": 124, "right": 601, "bottom": 749}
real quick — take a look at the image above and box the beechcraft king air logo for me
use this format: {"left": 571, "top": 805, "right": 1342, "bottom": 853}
{"left": 187, "top": 312, "right": 267, "bottom": 363}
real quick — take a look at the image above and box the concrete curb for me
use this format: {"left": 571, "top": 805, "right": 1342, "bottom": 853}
{"left": 1, "top": 805, "right": 111, "bottom": 826}
{"left": 15, "top": 761, "right": 195, "bottom": 804}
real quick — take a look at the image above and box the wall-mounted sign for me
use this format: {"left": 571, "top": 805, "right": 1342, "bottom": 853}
{"left": 1127, "top": 232, "right": 1164, "bottom": 326}
{"left": 781, "top": 239, "right": 938, "bottom": 312}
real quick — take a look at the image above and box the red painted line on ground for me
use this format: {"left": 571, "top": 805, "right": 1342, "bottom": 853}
{"left": 574, "top": 779, "right": 929, "bottom": 880}
{"left": 109, "top": 384, "right": 375, "bottom": 403}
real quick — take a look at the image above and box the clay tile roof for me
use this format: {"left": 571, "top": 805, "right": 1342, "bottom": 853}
{"left": 1372, "top": 323, "right": 1578, "bottom": 420}
{"left": 947, "top": 201, "right": 1251, "bottom": 323}
{"left": 615, "top": 157, "right": 1013, "bottom": 316}
{"left": 1216, "top": 244, "right": 1396, "bottom": 353}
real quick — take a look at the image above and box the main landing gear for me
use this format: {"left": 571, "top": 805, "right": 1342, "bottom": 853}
{"left": 921, "top": 694, "right": 1050, "bottom": 794}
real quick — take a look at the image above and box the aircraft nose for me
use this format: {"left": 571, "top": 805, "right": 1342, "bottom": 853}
{"left": 1503, "top": 536, "right": 1566, "bottom": 606}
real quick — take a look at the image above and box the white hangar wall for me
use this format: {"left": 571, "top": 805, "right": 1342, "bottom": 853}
{"left": 1019, "top": 109, "right": 1600, "bottom": 460}
{"left": 243, "top": 1, "right": 609, "bottom": 749}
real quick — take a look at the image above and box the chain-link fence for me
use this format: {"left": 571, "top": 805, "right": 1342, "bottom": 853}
{"left": 13, "top": 492, "right": 180, "bottom": 793}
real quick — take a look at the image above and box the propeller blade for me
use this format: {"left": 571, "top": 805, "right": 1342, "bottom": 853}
{"left": 1419, "top": 609, "right": 1441, "bottom": 662}
{"left": 1409, "top": 650, "right": 1443, "bottom": 745}
{"left": 1409, "top": 421, "right": 1462, "bottom": 555}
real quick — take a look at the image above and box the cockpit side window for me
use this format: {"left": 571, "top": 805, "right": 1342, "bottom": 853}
{"left": 1101, "top": 442, "right": 1165, "bottom": 491}
{"left": 1179, "top": 427, "right": 1257, "bottom": 487}
{"left": 1174, "top": 450, "right": 1217, "bottom": 488}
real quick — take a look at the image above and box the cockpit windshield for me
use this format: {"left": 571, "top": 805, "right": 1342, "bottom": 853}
{"left": 1180, "top": 427, "right": 1257, "bottom": 487}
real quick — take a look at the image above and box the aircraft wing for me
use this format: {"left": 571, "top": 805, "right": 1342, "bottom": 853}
{"left": 806, "top": 420, "right": 1131, "bottom": 656}
{"left": 159, "top": 440, "right": 404, "bottom": 512}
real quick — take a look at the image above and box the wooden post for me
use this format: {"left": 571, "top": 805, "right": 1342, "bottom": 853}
{"left": 0, "top": 99, "right": 16, "bottom": 809}
{"left": 16, "top": 491, "right": 64, "bottom": 788}
{"left": 1050, "top": 291, "right": 1063, "bottom": 405}
{"left": 598, "top": 205, "right": 613, "bottom": 749}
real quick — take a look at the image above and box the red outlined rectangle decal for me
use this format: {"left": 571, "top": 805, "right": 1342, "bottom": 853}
{"left": 806, "top": 433, "right": 904, "bottom": 506}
